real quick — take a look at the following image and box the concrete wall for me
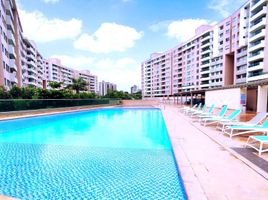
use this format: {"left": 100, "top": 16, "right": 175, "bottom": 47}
{"left": 205, "top": 88, "right": 242, "bottom": 109}
{"left": 121, "top": 100, "right": 160, "bottom": 106}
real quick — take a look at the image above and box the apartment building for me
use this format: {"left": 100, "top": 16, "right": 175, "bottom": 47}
{"left": 45, "top": 58, "right": 74, "bottom": 88}
{"left": 0, "top": 0, "right": 101, "bottom": 94}
{"left": 142, "top": 0, "right": 268, "bottom": 112}
{"left": 74, "top": 70, "right": 98, "bottom": 93}
{"left": 22, "top": 38, "right": 45, "bottom": 88}
{"left": 0, "top": 0, "right": 22, "bottom": 89}
{"left": 141, "top": 51, "right": 172, "bottom": 98}
{"left": 99, "top": 81, "right": 117, "bottom": 96}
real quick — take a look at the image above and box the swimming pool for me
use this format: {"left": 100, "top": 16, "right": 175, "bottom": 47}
{"left": 0, "top": 108, "right": 187, "bottom": 199}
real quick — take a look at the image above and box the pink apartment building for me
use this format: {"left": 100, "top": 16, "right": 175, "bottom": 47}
{"left": 0, "top": 0, "right": 99, "bottom": 94}
{"left": 142, "top": 0, "right": 268, "bottom": 112}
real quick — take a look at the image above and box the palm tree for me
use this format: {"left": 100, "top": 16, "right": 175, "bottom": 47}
{"left": 68, "top": 77, "right": 88, "bottom": 94}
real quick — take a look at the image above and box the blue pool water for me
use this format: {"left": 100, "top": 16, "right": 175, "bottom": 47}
{"left": 0, "top": 108, "right": 187, "bottom": 199}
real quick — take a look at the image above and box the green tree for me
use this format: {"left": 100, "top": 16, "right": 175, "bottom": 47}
{"left": 9, "top": 86, "right": 22, "bottom": 99}
{"left": 21, "top": 87, "right": 36, "bottom": 99}
{"left": 0, "top": 86, "right": 11, "bottom": 99}
{"left": 67, "top": 78, "right": 87, "bottom": 94}
{"left": 48, "top": 81, "right": 62, "bottom": 89}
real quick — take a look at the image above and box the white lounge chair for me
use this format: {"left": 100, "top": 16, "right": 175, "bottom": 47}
{"left": 245, "top": 135, "right": 268, "bottom": 156}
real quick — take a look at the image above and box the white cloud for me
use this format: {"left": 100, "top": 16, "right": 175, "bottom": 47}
{"left": 50, "top": 55, "right": 94, "bottom": 70}
{"left": 74, "top": 22, "right": 142, "bottom": 53}
{"left": 43, "top": 0, "right": 59, "bottom": 4}
{"left": 208, "top": 0, "right": 246, "bottom": 17}
{"left": 18, "top": 9, "right": 82, "bottom": 43}
{"left": 92, "top": 58, "right": 140, "bottom": 91}
{"left": 167, "top": 19, "right": 210, "bottom": 42}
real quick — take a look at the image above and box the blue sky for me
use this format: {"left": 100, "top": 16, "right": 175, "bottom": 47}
{"left": 17, "top": 0, "right": 246, "bottom": 91}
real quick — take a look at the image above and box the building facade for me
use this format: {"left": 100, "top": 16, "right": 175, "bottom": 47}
{"left": 99, "top": 81, "right": 117, "bottom": 96}
{"left": 130, "top": 85, "right": 139, "bottom": 94}
{"left": 142, "top": 0, "right": 268, "bottom": 99}
{"left": 0, "top": 0, "right": 23, "bottom": 89}
{"left": 22, "top": 38, "right": 45, "bottom": 88}
{"left": 74, "top": 70, "right": 98, "bottom": 94}
{"left": 0, "top": 0, "right": 100, "bottom": 94}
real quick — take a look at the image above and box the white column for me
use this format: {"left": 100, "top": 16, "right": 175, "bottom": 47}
{"left": 257, "top": 85, "right": 268, "bottom": 112}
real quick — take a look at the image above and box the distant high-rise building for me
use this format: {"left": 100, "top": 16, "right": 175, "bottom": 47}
{"left": 130, "top": 85, "right": 139, "bottom": 94}
{"left": 98, "top": 81, "right": 117, "bottom": 96}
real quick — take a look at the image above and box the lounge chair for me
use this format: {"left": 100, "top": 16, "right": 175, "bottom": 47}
{"left": 201, "top": 109, "right": 240, "bottom": 127}
{"left": 245, "top": 135, "right": 268, "bottom": 156}
{"left": 199, "top": 105, "right": 228, "bottom": 124}
{"left": 224, "top": 118, "right": 268, "bottom": 138}
{"left": 194, "top": 104, "right": 215, "bottom": 119}
{"left": 217, "top": 112, "right": 267, "bottom": 132}
{"left": 185, "top": 103, "right": 202, "bottom": 115}
{"left": 180, "top": 104, "right": 197, "bottom": 113}
{"left": 190, "top": 104, "right": 206, "bottom": 117}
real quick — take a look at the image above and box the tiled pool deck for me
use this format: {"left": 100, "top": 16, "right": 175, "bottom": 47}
{"left": 161, "top": 104, "right": 268, "bottom": 200}
{"left": 1, "top": 104, "right": 268, "bottom": 200}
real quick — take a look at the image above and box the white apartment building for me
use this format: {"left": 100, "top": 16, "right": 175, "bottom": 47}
{"left": 74, "top": 70, "right": 98, "bottom": 94}
{"left": 22, "top": 38, "right": 45, "bottom": 88}
{"left": 45, "top": 58, "right": 74, "bottom": 88}
{"left": 99, "top": 81, "right": 117, "bottom": 96}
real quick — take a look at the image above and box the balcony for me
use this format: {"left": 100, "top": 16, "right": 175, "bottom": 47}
{"left": 248, "top": 51, "right": 264, "bottom": 62}
{"left": 200, "top": 83, "right": 210, "bottom": 88}
{"left": 210, "top": 81, "right": 223, "bottom": 87}
{"left": 201, "top": 62, "right": 210, "bottom": 68}
{"left": 27, "top": 46, "right": 36, "bottom": 55}
{"left": 200, "top": 69, "right": 210, "bottom": 75}
{"left": 236, "top": 77, "right": 247, "bottom": 84}
{"left": 200, "top": 76, "right": 210, "bottom": 81}
{"left": 236, "top": 68, "right": 247, "bottom": 75}
{"left": 201, "top": 33, "right": 211, "bottom": 43}
{"left": 248, "top": 39, "right": 265, "bottom": 52}
{"left": 210, "top": 74, "right": 222, "bottom": 79}
{"left": 248, "top": 72, "right": 268, "bottom": 82}
{"left": 201, "top": 49, "right": 211, "bottom": 55}
{"left": 9, "top": 58, "right": 17, "bottom": 72}
{"left": 7, "top": 30, "right": 15, "bottom": 46}
{"left": 27, "top": 60, "right": 36, "bottom": 68}
{"left": 27, "top": 53, "right": 36, "bottom": 61}
{"left": 236, "top": 59, "right": 247, "bottom": 67}
{"left": 7, "top": 21, "right": 15, "bottom": 34}
{"left": 10, "top": 73, "right": 18, "bottom": 84}
{"left": 251, "top": 6, "right": 267, "bottom": 21}
{"left": 249, "top": 28, "right": 266, "bottom": 43}
{"left": 249, "top": 17, "right": 266, "bottom": 33}
{"left": 6, "top": 2, "right": 14, "bottom": 19}
{"left": 201, "top": 41, "right": 211, "bottom": 48}
{"left": 236, "top": 50, "right": 247, "bottom": 58}
{"left": 8, "top": 44, "right": 16, "bottom": 59}
{"left": 247, "top": 61, "right": 264, "bottom": 72}
{"left": 251, "top": 0, "right": 266, "bottom": 13}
